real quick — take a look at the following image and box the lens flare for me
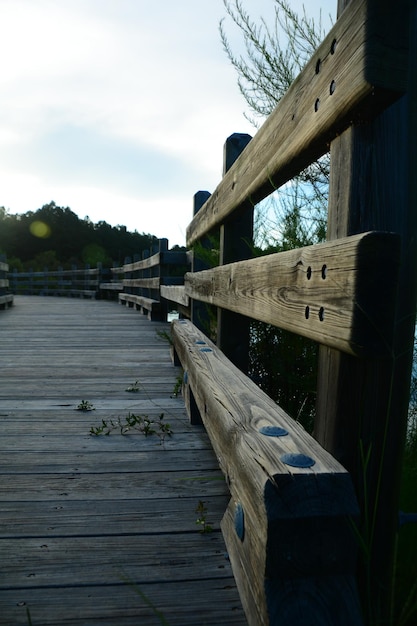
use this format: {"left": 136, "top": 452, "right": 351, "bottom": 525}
{"left": 29, "top": 220, "right": 51, "bottom": 238}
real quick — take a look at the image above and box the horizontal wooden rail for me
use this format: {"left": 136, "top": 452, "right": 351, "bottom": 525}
{"left": 185, "top": 231, "right": 400, "bottom": 357}
{"left": 123, "top": 249, "right": 188, "bottom": 273}
{"left": 98, "top": 282, "right": 123, "bottom": 291}
{"left": 8, "top": 267, "right": 101, "bottom": 298}
{"left": 186, "top": 0, "right": 407, "bottom": 246}
{"left": 6, "top": 240, "right": 189, "bottom": 317}
{"left": 171, "top": 319, "right": 363, "bottom": 625}
{"left": 160, "top": 285, "right": 189, "bottom": 308}
{"left": 122, "top": 277, "right": 161, "bottom": 289}
{"left": 118, "top": 293, "right": 161, "bottom": 314}
{"left": 109, "top": 239, "right": 190, "bottom": 320}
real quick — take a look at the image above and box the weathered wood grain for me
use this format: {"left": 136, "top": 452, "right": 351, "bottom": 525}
{"left": 185, "top": 231, "right": 399, "bottom": 356}
{"left": 0, "top": 496, "right": 229, "bottom": 538}
{"left": 186, "top": 0, "right": 408, "bottom": 246}
{"left": 172, "top": 319, "right": 362, "bottom": 625}
{"left": 160, "top": 284, "right": 189, "bottom": 307}
{"left": 0, "top": 579, "right": 244, "bottom": 626}
{"left": 1, "top": 533, "right": 231, "bottom": 588}
{"left": 0, "top": 296, "right": 247, "bottom": 626}
{"left": 123, "top": 277, "right": 160, "bottom": 289}
{"left": 118, "top": 293, "right": 160, "bottom": 318}
{"left": 123, "top": 251, "right": 161, "bottom": 272}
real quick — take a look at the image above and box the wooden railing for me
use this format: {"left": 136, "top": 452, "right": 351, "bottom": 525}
{"left": 3, "top": 1, "right": 415, "bottom": 623}
{"left": 0, "top": 256, "right": 13, "bottom": 309}
{"left": 168, "top": 0, "right": 416, "bottom": 624}
{"left": 102, "top": 238, "right": 189, "bottom": 321}
{"left": 8, "top": 265, "right": 102, "bottom": 299}
{"left": 7, "top": 240, "right": 189, "bottom": 319}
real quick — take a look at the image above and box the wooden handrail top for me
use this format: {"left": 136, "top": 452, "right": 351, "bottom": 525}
{"left": 186, "top": 0, "right": 408, "bottom": 246}
{"left": 10, "top": 267, "right": 100, "bottom": 277}
{"left": 172, "top": 318, "right": 362, "bottom": 624}
{"left": 123, "top": 277, "right": 160, "bottom": 290}
{"left": 172, "top": 320, "right": 354, "bottom": 482}
{"left": 122, "top": 250, "right": 188, "bottom": 273}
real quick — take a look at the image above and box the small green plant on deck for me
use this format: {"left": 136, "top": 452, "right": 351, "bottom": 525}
{"left": 171, "top": 373, "right": 183, "bottom": 398}
{"left": 195, "top": 500, "right": 213, "bottom": 534}
{"left": 90, "top": 412, "right": 172, "bottom": 444}
{"left": 125, "top": 380, "right": 140, "bottom": 393}
{"left": 119, "top": 572, "right": 170, "bottom": 626}
{"left": 157, "top": 329, "right": 173, "bottom": 345}
{"left": 76, "top": 400, "right": 95, "bottom": 411}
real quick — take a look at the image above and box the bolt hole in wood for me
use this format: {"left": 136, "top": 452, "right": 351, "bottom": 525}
{"left": 330, "top": 38, "right": 337, "bottom": 54}
{"left": 307, "top": 266, "right": 312, "bottom": 280}
{"left": 315, "top": 58, "right": 321, "bottom": 74}
{"left": 330, "top": 80, "right": 336, "bottom": 95}
{"left": 319, "top": 307, "right": 325, "bottom": 322}
{"left": 321, "top": 264, "right": 327, "bottom": 279}
{"left": 314, "top": 98, "right": 320, "bottom": 112}
{"left": 305, "top": 306, "right": 310, "bottom": 320}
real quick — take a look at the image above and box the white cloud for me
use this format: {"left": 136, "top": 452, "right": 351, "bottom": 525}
{"left": 0, "top": 0, "right": 335, "bottom": 248}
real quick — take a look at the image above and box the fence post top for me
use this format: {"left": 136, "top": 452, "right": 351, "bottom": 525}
{"left": 223, "top": 133, "right": 252, "bottom": 175}
{"left": 193, "top": 191, "right": 211, "bottom": 215}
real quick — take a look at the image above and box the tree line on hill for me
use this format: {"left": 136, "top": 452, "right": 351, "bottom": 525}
{"left": 0, "top": 201, "right": 163, "bottom": 271}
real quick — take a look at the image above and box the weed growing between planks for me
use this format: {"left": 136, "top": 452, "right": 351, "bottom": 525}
{"left": 125, "top": 380, "right": 140, "bottom": 393}
{"left": 156, "top": 329, "right": 173, "bottom": 345}
{"left": 195, "top": 500, "right": 213, "bottom": 534}
{"left": 118, "top": 571, "right": 170, "bottom": 626}
{"left": 171, "top": 373, "right": 183, "bottom": 398}
{"left": 90, "top": 412, "right": 173, "bottom": 445}
{"left": 76, "top": 400, "right": 95, "bottom": 411}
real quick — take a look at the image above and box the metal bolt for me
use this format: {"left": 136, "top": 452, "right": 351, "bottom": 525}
{"left": 234, "top": 503, "right": 245, "bottom": 541}
{"left": 281, "top": 453, "right": 315, "bottom": 468}
{"left": 259, "top": 425, "right": 289, "bottom": 437}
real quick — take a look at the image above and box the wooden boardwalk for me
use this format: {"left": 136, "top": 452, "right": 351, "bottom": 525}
{"left": 0, "top": 296, "right": 246, "bottom": 626}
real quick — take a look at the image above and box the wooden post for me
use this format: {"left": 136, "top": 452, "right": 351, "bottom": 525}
{"left": 184, "top": 191, "right": 213, "bottom": 424}
{"left": 217, "top": 133, "right": 253, "bottom": 373}
{"left": 123, "top": 257, "right": 132, "bottom": 305}
{"left": 141, "top": 250, "right": 149, "bottom": 312}
{"left": 314, "top": 1, "right": 416, "bottom": 622}
{"left": 43, "top": 267, "right": 49, "bottom": 296}
{"left": 158, "top": 238, "right": 169, "bottom": 322}
{"left": 83, "top": 264, "right": 89, "bottom": 294}
{"left": 191, "top": 190, "right": 212, "bottom": 334}
{"left": 29, "top": 268, "right": 34, "bottom": 296}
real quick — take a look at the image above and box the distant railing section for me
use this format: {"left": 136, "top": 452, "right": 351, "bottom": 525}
{"left": 104, "top": 238, "right": 190, "bottom": 321}
{"left": 0, "top": 256, "right": 13, "bottom": 309}
{"left": 9, "top": 265, "right": 102, "bottom": 299}
{"left": 167, "top": 0, "right": 414, "bottom": 622}
{"left": 7, "top": 239, "right": 190, "bottom": 321}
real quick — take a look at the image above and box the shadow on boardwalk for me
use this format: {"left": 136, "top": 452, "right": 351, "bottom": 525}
{"left": 0, "top": 296, "right": 246, "bottom": 626}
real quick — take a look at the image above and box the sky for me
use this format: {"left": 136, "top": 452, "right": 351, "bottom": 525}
{"left": 0, "top": 0, "right": 335, "bottom": 248}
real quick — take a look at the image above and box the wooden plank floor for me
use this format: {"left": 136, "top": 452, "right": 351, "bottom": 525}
{"left": 0, "top": 296, "right": 247, "bottom": 626}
